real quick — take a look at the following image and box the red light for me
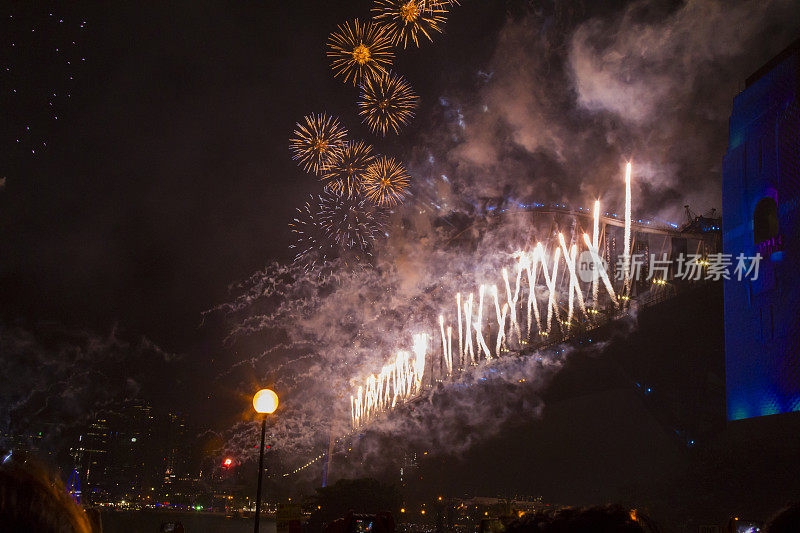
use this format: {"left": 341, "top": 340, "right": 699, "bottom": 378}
{"left": 223, "top": 457, "right": 233, "bottom": 467}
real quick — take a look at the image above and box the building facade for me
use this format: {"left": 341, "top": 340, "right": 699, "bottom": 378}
{"left": 722, "top": 39, "right": 800, "bottom": 420}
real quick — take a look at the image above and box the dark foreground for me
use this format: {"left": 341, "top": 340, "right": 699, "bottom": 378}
{"left": 99, "top": 510, "right": 276, "bottom": 533}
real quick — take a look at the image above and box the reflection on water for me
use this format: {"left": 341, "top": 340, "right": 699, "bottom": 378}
{"left": 99, "top": 511, "right": 277, "bottom": 533}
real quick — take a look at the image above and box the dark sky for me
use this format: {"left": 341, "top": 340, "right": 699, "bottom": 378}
{"left": 0, "top": 0, "right": 519, "bottom": 440}
{"left": 0, "top": 1, "right": 508, "bottom": 351}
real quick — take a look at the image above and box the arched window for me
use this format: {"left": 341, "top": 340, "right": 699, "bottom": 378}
{"left": 753, "top": 196, "right": 779, "bottom": 244}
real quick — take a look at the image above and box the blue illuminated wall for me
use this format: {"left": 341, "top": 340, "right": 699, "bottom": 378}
{"left": 722, "top": 41, "right": 800, "bottom": 420}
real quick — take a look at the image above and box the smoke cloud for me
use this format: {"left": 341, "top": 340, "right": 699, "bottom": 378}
{"left": 212, "top": 0, "right": 799, "bottom": 476}
{"left": 0, "top": 321, "right": 177, "bottom": 451}
{"left": 410, "top": 0, "right": 799, "bottom": 221}
{"left": 209, "top": 208, "right": 624, "bottom": 479}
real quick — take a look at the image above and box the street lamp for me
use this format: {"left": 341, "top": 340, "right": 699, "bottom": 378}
{"left": 253, "top": 389, "right": 278, "bottom": 533}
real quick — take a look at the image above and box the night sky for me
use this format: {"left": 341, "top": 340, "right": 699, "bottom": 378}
{"left": 0, "top": 0, "right": 517, "bottom": 427}
{"left": 2, "top": 0, "right": 800, "bottom": 519}
{"left": 0, "top": 1, "right": 513, "bottom": 347}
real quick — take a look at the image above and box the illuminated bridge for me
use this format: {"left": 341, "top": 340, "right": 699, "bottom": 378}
{"left": 281, "top": 167, "right": 722, "bottom": 482}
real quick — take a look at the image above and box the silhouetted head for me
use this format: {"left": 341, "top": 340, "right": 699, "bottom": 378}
{"left": 0, "top": 451, "right": 92, "bottom": 533}
{"left": 506, "top": 504, "right": 646, "bottom": 533}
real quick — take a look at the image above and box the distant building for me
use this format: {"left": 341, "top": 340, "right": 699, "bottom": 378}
{"left": 722, "top": 38, "right": 800, "bottom": 420}
{"left": 399, "top": 451, "right": 418, "bottom": 487}
{"left": 70, "top": 416, "right": 112, "bottom": 503}
{"left": 159, "top": 410, "right": 191, "bottom": 501}
{"left": 105, "top": 399, "right": 159, "bottom": 502}
{"left": 70, "top": 401, "right": 202, "bottom": 505}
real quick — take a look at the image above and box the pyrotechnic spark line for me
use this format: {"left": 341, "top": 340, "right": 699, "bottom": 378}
{"left": 582, "top": 233, "right": 617, "bottom": 305}
{"left": 289, "top": 114, "right": 348, "bottom": 175}
{"left": 321, "top": 140, "right": 375, "bottom": 197}
{"left": 372, "top": 0, "right": 447, "bottom": 48}
{"left": 491, "top": 286, "right": 508, "bottom": 355}
{"left": 350, "top": 166, "right": 639, "bottom": 428}
{"left": 592, "top": 200, "right": 600, "bottom": 308}
{"left": 351, "top": 334, "right": 428, "bottom": 427}
{"left": 524, "top": 249, "right": 542, "bottom": 335}
{"left": 538, "top": 243, "right": 562, "bottom": 334}
{"left": 558, "top": 233, "right": 587, "bottom": 328}
{"left": 456, "top": 292, "right": 463, "bottom": 365}
{"left": 623, "top": 162, "right": 632, "bottom": 295}
{"left": 318, "top": 188, "right": 385, "bottom": 253}
{"left": 460, "top": 292, "right": 475, "bottom": 364}
{"left": 475, "top": 285, "right": 492, "bottom": 359}
{"left": 438, "top": 316, "right": 452, "bottom": 374}
{"left": 363, "top": 156, "right": 412, "bottom": 207}
{"left": 327, "top": 19, "right": 394, "bottom": 85}
{"left": 503, "top": 266, "right": 522, "bottom": 346}
{"left": 358, "top": 72, "right": 420, "bottom": 136}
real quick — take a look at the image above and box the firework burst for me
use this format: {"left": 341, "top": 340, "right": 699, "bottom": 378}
{"left": 321, "top": 141, "right": 375, "bottom": 197}
{"left": 290, "top": 191, "right": 385, "bottom": 270}
{"left": 358, "top": 72, "right": 419, "bottom": 136}
{"left": 372, "top": 0, "right": 447, "bottom": 48}
{"left": 363, "top": 156, "right": 411, "bottom": 207}
{"left": 289, "top": 196, "right": 337, "bottom": 271}
{"left": 327, "top": 19, "right": 394, "bottom": 86}
{"left": 319, "top": 188, "right": 385, "bottom": 253}
{"left": 289, "top": 114, "right": 348, "bottom": 175}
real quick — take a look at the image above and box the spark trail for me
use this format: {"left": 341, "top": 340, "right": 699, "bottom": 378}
{"left": 623, "top": 162, "right": 632, "bottom": 295}
{"left": 350, "top": 165, "right": 635, "bottom": 427}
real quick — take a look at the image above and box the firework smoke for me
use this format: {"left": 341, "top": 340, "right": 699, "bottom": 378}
{"left": 0, "top": 322, "right": 176, "bottom": 452}
{"left": 215, "top": 0, "right": 800, "bottom": 477}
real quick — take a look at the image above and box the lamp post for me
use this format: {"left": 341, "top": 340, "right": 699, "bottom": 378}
{"left": 252, "top": 389, "right": 278, "bottom": 533}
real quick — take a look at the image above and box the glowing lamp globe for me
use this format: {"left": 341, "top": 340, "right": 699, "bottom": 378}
{"left": 253, "top": 389, "right": 279, "bottom": 414}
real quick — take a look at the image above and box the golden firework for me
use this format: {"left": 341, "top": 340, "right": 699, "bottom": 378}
{"left": 425, "top": 0, "right": 459, "bottom": 7}
{"left": 363, "top": 156, "right": 411, "bottom": 207}
{"left": 358, "top": 72, "right": 419, "bottom": 136}
{"left": 327, "top": 19, "right": 394, "bottom": 85}
{"left": 372, "top": 0, "right": 447, "bottom": 48}
{"left": 289, "top": 113, "right": 348, "bottom": 175}
{"left": 322, "top": 140, "right": 375, "bottom": 197}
